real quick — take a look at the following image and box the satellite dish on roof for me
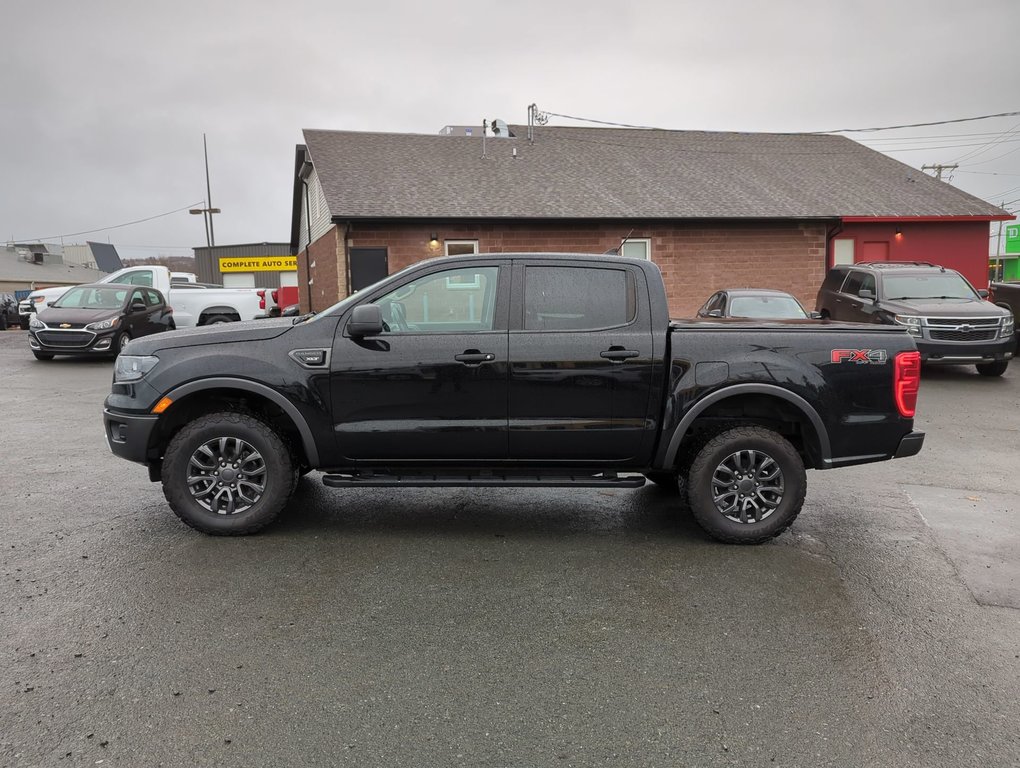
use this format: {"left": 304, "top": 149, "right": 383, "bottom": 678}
{"left": 490, "top": 118, "right": 511, "bottom": 138}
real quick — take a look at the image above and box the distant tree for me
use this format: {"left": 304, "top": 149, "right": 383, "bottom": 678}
{"left": 123, "top": 255, "right": 198, "bottom": 273}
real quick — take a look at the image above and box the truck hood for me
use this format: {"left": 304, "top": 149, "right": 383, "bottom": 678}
{"left": 130, "top": 318, "right": 295, "bottom": 354}
{"left": 878, "top": 297, "right": 1010, "bottom": 317}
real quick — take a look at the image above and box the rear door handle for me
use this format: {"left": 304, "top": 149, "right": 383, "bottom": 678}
{"left": 454, "top": 350, "right": 496, "bottom": 366}
{"left": 600, "top": 348, "right": 639, "bottom": 363}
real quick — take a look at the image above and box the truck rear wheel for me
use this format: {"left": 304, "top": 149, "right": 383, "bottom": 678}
{"left": 161, "top": 411, "right": 295, "bottom": 535}
{"left": 685, "top": 426, "right": 805, "bottom": 544}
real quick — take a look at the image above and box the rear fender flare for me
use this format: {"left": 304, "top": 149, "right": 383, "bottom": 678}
{"left": 663, "top": 383, "right": 831, "bottom": 469}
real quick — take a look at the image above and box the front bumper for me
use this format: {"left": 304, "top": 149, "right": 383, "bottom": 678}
{"left": 104, "top": 407, "right": 159, "bottom": 464}
{"left": 915, "top": 337, "right": 1014, "bottom": 365}
{"left": 894, "top": 431, "right": 925, "bottom": 459}
{"left": 29, "top": 327, "right": 117, "bottom": 355}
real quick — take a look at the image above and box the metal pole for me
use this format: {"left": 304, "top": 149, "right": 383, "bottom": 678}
{"left": 202, "top": 202, "right": 211, "bottom": 248}
{"left": 204, "top": 134, "right": 215, "bottom": 246}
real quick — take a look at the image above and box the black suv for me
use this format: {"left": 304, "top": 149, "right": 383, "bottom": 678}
{"left": 816, "top": 262, "right": 1014, "bottom": 376}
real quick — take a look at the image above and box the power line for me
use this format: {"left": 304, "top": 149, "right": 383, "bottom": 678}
{"left": 816, "top": 110, "right": 1020, "bottom": 134}
{"left": 10, "top": 201, "right": 204, "bottom": 243}
{"left": 537, "top": 106, "right": 1020, "bottom": 136}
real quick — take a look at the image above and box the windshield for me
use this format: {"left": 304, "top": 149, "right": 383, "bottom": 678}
{"left": 883, "top": 273, "right": 978, "bottom": 300}
{"left": 728, "top": 295, "right": 807, "bottom": 319}
{"left": 53, "top": 286, "right": 128, "bottom": 310}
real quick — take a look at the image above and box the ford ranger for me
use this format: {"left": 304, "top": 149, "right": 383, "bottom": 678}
{"left": 103, "top": 254, "right": 924, "bottom": 544}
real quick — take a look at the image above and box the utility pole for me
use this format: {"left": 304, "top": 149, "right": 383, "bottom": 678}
{"left": 922, "top": 163, "right": 958, "bottom": 182}
{"left": 204, "top": 134, "right": 216, "bottom": 246}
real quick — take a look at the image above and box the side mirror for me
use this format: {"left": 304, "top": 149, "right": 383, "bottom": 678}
{"left": 706, "top": 309, "right": 724, "bottom": 318}
{"left": 46, "top": 301, "right": 55, "bottom": 307}
{"left": 130, "top": 300, "right": 146, "bottom": 313}
{"left": 978, "top": 288, "right": 990, "bottom": 299}
{"left": 348, "top": 304, "right": 384, "bottom": 337}
{"left": 858, "top": 289, "right": 876, "bottom": 301}
{"left": 809, "top": 311, "right": 823, "bottom": 319}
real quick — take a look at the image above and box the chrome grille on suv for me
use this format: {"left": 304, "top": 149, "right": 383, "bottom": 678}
{"left": 926, "top": 317, "right": 1000, "bottom": 327}
{"left": 928, "top": 328, "right": 998, "bottom": 342}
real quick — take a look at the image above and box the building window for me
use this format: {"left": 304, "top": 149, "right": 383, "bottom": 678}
{"left": 620, "top": 238, "right": 651, "bottom": 260}
{"left": 833, "top": 239, "right": 855, "bottom": 266}
{"left": 444, "top": 239, "right": 479, "bottom": 257}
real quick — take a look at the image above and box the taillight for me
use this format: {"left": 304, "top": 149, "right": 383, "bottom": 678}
{"left": 257, "top": 289, "right": 266, "bottom": 310}
{"left": 271, "top": 289, "right": 279, "bottom": 304}
{"left": 894, "top": 351, "right": 921, "bottom": 418}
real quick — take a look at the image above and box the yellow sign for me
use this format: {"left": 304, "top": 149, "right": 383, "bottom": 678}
{"left": 219, "top": 256, "right": 297, "bottom": 273}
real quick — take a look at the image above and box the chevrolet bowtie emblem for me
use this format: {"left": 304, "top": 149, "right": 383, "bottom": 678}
{"left": 59, "top": 323, "right": 72, "bottom": 328}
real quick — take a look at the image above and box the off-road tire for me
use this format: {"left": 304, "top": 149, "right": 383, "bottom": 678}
{"left": 686, "top": 426, "right": 806, "bottom": 545}
{"left": 976, "top": 360, "right": 1008, "bottom": 377}
{"left": 162, "top": 411, "right": 295, "bottom": 535}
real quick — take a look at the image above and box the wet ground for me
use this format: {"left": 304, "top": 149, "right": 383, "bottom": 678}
{"left": 1, "top": 328, "right": 1018, "bottom": 767}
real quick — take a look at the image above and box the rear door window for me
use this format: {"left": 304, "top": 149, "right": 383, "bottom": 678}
{"left": 523, "top": 266, "right": 635, "bottom": 331}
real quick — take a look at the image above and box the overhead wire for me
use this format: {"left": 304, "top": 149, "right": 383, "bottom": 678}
{"left": 11, "top": 201, "right": 205, "bottom": 243}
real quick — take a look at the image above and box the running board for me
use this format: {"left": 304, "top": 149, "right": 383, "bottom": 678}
{"left": 321, "top": 471, "right": 646, "bottom": 489}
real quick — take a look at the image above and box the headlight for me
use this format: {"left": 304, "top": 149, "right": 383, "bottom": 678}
{"left": 114, "top": 355, "right": 159, "bottom": 382}
{"left": 894, "top": 314, "right": 922, "bottom": 336}
{"left": 29, "top": 316, "right": 45, "bottom": 330}
{"left": 85, "top": 316, "right": 120, "bottom": 331}
{"left": 1003, "top": 315, "right": 1015, "bottom": 339}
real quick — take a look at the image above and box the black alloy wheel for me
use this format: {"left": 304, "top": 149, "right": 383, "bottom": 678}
{"left": 686, "top": 426, "right": 806, "bottom": 544}
{"left": 162, "top": 412, "right": 295, "bottom": 535}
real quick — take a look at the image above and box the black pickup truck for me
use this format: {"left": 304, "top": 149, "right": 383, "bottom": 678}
{"left": 104, "top": 253, "right": 924, "bottom": 544}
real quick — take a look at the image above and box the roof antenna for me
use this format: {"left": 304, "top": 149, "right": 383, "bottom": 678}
{"left": 604, "top": 229, "right": 634, "bottom": 256}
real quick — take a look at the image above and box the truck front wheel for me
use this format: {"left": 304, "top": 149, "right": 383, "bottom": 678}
{"left": 161, "top": 412, "right": 295, "bottom": 535}
{"left": 685, "top": 426, "right": 806, "bottom": 544}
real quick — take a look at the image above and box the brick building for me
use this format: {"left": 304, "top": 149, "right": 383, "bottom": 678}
{"left": 289, "top": 126, "right": 1012, "bottom": 315}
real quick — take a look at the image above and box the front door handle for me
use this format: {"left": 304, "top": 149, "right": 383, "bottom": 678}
{"left": 454, "top": 350, "right": 496, "bottom": 366}
{"left": 600, "top": 347, "right": 639, "bottom": 363}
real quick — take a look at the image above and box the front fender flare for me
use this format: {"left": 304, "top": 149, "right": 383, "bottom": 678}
{"left": 163, "top": 377, "right": 320, "bottom": 467}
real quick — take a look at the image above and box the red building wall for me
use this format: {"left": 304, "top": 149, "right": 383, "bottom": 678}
{"left": 305, "top": 220, "right": 827, "bottom": 316}
{"left": 836, "top": 220, "right": 991, "bottom": 289}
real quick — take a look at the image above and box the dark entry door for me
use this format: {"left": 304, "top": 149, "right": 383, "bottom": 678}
{"left": 350, "top": 248, "right": 389, "bottom": 292}
{"left": 508, "top": 260, "right": 655, "bottom": 463}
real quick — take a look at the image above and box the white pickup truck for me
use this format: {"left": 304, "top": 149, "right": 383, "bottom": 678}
{"left": 19, "top": 265, "right": 266, "bottom": 328}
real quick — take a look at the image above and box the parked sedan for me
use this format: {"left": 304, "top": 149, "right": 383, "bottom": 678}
{"left": 698, "top": 289, "right": 818, "bottom": 320}
{"left": 28, "top": 284, "right": 174, "bottom": 360}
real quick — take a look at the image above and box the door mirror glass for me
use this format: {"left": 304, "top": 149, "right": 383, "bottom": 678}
{"left": 706, "top": 308, "right": 724, "bottom": 318}
{"left": 349, "top": 304, "right": 384, "bottom": 337}
{"left": 978, "top": 288, "right": 990, "bottom": 299}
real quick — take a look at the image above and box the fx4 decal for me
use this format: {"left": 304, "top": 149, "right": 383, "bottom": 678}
{"left": 831, "top": 349, "right": 888, "bottom": 364}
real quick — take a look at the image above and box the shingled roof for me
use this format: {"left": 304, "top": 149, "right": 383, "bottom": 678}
{"left": 301, "top": 125, "right": 1008, "bottom": 221}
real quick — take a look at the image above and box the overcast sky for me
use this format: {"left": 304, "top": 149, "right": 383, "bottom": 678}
{"left": 2, "top": 0, "right": 1019, "bottom": 261}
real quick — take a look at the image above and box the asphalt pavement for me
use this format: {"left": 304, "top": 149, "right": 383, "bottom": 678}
{"left": 1, "top": 328, "right": 1018, "bottom": 767}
